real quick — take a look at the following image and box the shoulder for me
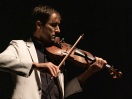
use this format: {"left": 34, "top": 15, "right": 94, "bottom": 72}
{"left": 10, "top": 40, "right": 26, "bottom": 46}
{"left": 9, "top": 39, "right": 34, "bottom": 49}
{"left": 10, "top": 38, "right": 33, "bottom": 45}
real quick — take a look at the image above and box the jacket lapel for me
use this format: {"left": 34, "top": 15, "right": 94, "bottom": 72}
{"left": 26, "top": 38, "right": 42, "bottom": 89}
{"left": 26, "top": 38, "right": 64, "bottom": 97}
{"left": 26, "top": 39, "right": 38, "bottom": 63}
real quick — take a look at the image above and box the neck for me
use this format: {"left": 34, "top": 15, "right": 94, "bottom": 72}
{"left": 31, "top": 35, "right": 53, "bottom": 47}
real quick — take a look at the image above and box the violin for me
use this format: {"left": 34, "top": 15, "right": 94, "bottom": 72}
{"left": 46, "top": 34, "right": 122, "bottom": 79}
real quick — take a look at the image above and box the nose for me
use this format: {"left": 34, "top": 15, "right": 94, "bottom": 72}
{"left": 55, "top": 26, "right": 60, "bottom": 33}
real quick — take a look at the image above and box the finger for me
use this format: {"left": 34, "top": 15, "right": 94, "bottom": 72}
{"left": 51, "top": 66, "right": 58, "bottom": 77}
{"left": 96, "top": 57, "right": 105, "bottom": 65}
{"left": 48, "top": 67, "right": 56, "bottom": 77}
{"left": 55, "top": 67, "right": 60, "bottom": 75}
{"left": 50, "top": 64, "right": 60, "bottom": 77}
{"left": 96, "top": 57, "right": 102, "bottom": 65}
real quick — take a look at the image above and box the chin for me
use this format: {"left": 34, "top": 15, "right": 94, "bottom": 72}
{"left": 51, "top": 38, "right": 55, "bottom": 42}
{"left": 47, "top": 39, "right": 54, "bottom": 45}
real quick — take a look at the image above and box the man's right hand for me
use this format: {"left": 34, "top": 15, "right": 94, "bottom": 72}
{"left": 32, "top": 62, "right": 60, "bottom": 77}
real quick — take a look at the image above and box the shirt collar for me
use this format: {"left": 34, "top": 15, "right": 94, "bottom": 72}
{"left": 31, "top": 36, "right": 45, "bottom": 52}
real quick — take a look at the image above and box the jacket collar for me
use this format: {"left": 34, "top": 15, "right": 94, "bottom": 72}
{"left": 26, "top": 38, "right": 39, "bottom": 63}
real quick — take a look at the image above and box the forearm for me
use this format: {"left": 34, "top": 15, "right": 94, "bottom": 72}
{"left": 77, "top": 68, "right": 95, "bottom": 84}
{"left": 77, "top": 56, "right": 106, "bottom": 84}
{"left": 0, "top": 55, "right": 33, "bottom": 77}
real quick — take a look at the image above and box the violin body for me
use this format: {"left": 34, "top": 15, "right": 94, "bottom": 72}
{"left": 46, "top": 41, "right": 95, "bottom": 69}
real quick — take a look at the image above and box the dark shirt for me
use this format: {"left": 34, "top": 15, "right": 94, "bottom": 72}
{"left": 32, "top": 37, "right": 61, "bottom": 99}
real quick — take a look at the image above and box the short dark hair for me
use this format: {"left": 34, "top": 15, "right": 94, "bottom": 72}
{"left": 31, "top": 5, "right": 61, "bottom": 31}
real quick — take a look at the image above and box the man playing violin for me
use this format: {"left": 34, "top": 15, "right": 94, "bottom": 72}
{"left": 0, "top": 5, "right": 107, "bottom": 99}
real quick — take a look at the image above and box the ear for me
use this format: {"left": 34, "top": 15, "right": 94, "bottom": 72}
{"left": 36, "top": 20, "right": 42, "bottom": 29}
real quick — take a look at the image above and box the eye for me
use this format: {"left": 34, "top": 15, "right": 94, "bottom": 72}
{"left": 50, "top": 23, "right": 58, "bottom": 27}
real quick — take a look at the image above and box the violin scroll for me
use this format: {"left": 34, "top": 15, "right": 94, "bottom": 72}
{"left": 106, "top": 64, "right": 122, "bottom": 78}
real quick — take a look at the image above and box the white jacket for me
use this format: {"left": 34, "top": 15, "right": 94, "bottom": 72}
{"left": 0, "top": 39, "right": 82, "bottom": 99}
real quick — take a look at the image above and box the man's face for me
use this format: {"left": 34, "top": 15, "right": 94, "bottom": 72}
{"left": 38, "top": 13, "right": 60, "bottom": 45}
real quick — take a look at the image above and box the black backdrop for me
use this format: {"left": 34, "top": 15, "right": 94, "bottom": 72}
{"left": 0, "top": 0, "right": 131, "bottom": 99}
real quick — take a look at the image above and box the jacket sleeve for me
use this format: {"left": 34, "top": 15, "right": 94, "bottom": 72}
{"left": 0, "top": 40, "right": 33, "bottom": 77}
{"left": 64, "top": 77, "right": 83, "bottom": 98}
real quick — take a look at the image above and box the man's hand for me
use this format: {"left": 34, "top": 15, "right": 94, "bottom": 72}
{"left": 32, "top": 62, "right": 60, "bottom": 77}
{"left": 88, "top": 56, "right": 107, "bottom": 73}
{"left": 77, "top": 56, "right": 107, "bottom": 83}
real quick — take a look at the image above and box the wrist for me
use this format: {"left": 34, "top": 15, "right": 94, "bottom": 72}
{"left": 32, "top": 62, "right": 38, "bottom": 68}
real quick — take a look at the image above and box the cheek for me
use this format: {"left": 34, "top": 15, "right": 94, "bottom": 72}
{"left": 45, "top": 26, "right": 53, "bottom": 33}
{"left": 49, "top": 27, "right": 54, "bottom": 32}
{"left": 42, "top": 29, "right": 51, "bottom": 39}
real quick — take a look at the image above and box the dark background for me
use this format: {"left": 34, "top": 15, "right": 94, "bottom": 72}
{"left": 0, "top": 0, "right": 131, "bottom": 99}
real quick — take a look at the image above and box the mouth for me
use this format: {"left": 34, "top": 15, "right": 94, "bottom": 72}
{"left": 51, "top": 35, "right": 56, "bottom": 41}
{"left": 52, "top": 35, "right": 55, "bottom": 39}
